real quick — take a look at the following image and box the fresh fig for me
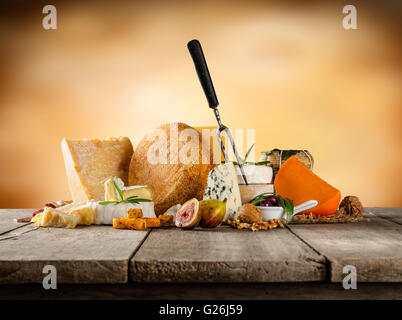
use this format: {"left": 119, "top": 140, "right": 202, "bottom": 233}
{"left": 175, "top": 198, "right": 201, "bottom": 229}
{"left": 199, "top": 199, "right": 227, "bottom": 228}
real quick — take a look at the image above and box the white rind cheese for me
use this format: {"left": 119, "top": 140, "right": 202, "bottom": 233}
{"left": 93, "top": 201, "right": 156, "bottom": 224}
{"left": 236, "top": 165, "right": 273, "bottom": 184}
{"left": 59, "top": 201, "right": 156, "bottom": 225}
{"left": 203, "top": 163, "right": 242, "bottom": 221}
{"left": 104, "top": 176, "right": 152, "bottom": 201}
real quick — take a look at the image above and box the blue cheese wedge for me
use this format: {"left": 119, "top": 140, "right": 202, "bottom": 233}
{"left": 203, "top": 163, "right": 242, "bottom": 221}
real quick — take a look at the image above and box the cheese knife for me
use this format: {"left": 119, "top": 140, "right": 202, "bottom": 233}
{"left": 187, "top": 39, "right": 248, "bottom": 185}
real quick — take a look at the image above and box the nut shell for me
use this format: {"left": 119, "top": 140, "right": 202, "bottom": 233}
{"left": 338, "top": 196, "right": 363, "bottom": 217}
{"left": 237, "top": 203, "right": 262, "bottom": 224}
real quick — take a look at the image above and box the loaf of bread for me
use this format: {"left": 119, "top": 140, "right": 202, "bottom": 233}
{"left": 129, "top": 122, "right": 215, "bottom": 215}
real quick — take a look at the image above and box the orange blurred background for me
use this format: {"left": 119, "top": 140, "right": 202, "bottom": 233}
{"left": 0, "top": 0, "right": 401, "bottom": 208}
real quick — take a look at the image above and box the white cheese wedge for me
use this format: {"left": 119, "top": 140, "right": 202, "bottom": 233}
{"left": 104, "top": 176, "right": 152, "bottom": 201}
{"left": 59, "top": 201, "right": 156, "bottom": 225}
{"left": 235, "top": 165, "right": 273, "bottom": 184}
{"left": 203, "top": 162, "right": 242, "bottom": 221}
{"left": 32, "top": 207, "right": 80, "bottom": 228}
{"left": 61, "top": 137, "right": 133, "bottom": 203}
{"left": 239, "top": 184, "right": 274, "bottom": 203}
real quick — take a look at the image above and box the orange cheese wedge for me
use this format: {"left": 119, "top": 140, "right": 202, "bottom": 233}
{"left": 274, "top": 156, "right": 341, "bottom": 216}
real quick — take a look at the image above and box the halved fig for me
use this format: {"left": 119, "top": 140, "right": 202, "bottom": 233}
{"left": 175, "top": 198, "right": 201, "bottom": 229}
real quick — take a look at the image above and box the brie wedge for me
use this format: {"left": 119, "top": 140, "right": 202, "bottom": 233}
{"left": 59, "top": 201, "right": 156, "bottom": 225}
{"left": 104, "top": 176, "right": 152, "bottom": 201}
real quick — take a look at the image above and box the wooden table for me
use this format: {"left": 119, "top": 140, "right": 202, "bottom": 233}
{"left": 0, "top": 208, "right": 401, "bottom": 299}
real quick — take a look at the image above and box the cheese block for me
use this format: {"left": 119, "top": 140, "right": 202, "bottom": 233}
{"left": 274, "top": 156, "right": 341, "bottom": 216}
{"left": 239, "top": 184, "right": 274, "bottom": 203}
{"left": 104, "top": 176, "right": 152, "bottom": 201}
{"left": 32, "top": 207, "right": 80, "bottom": 228}
{"left": 203, "top": 162, "right": 242, "bottom": 221}
{"left": 59, "top": 201, "right": 156, "bottom": 225}
{"left": 235, "top": 165, "right": 273, "bottom": 184}
{"left": 61, "top": 137, "right": 133, "bottom": 203}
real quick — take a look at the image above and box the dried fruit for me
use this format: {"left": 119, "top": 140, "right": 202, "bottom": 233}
{"left": 32, "top": 208, "right": 44, "bottom": 217}
{"left": 175, "top": 198, "right": 201, "bottom": 229}
{"left": 237, "top": 203, "right": 262, "bottom": 224}
{"left": 199, "top": 199, "right": 227, "bottom": 228}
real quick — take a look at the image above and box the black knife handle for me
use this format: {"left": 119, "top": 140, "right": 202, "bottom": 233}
{"left": 187, "top": 39, "right": 219, "bottom": 108}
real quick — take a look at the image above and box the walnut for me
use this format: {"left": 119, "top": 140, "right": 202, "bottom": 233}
{"left": 338, "top": 196, "right": 363, "bottom": 218}
{"left": 227, "top": 218, "right": 285, "bottom": 231}
{"left": 237, "top": 204, "right": 262, "bottom": 224}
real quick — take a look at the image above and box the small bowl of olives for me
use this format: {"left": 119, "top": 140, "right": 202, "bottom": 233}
{"left": 250, "top": 194, "right": 318, "bottom": 221}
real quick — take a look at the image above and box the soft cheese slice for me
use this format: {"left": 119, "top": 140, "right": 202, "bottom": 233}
{"left": 203, "top": 162, "right": 242, "bottom": 221}
{"left": 94, "top": 201, "right": 156, "bottom": 224}
{"left": 32, "top": 207, "right": 80, "bottom": 228}
{"left": 104, "top": 176, "right": 153, "bottom": 201}
{"left": 61, "top": 137, "right": 133, "bottom": 203}
{"left": 59, "top": 201, "right": 156, "bottom": 225}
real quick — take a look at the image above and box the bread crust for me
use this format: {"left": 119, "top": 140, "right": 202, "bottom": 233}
{"left": 129, "top": 122, "right": 215, "bottom": 215}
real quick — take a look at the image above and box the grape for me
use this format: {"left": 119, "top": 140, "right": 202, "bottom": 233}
{"left": 260, "top": 195, "right": 278, "bottom": 207}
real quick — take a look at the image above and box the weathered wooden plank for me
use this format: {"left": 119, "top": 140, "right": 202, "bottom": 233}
{"left": 0, "top": 224, "right": 149, "bottom": 284}
{"left": 365, "top": 207, "right": 402, "bottom": 224}
{"left": 288, "top": 217, "right": 402, "bottom": 282}
{"left": 131, "top": 226, "right": 326, "bottom": 283}
{"left": 0, "top": 209, "right": 35, "bottom": 235}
